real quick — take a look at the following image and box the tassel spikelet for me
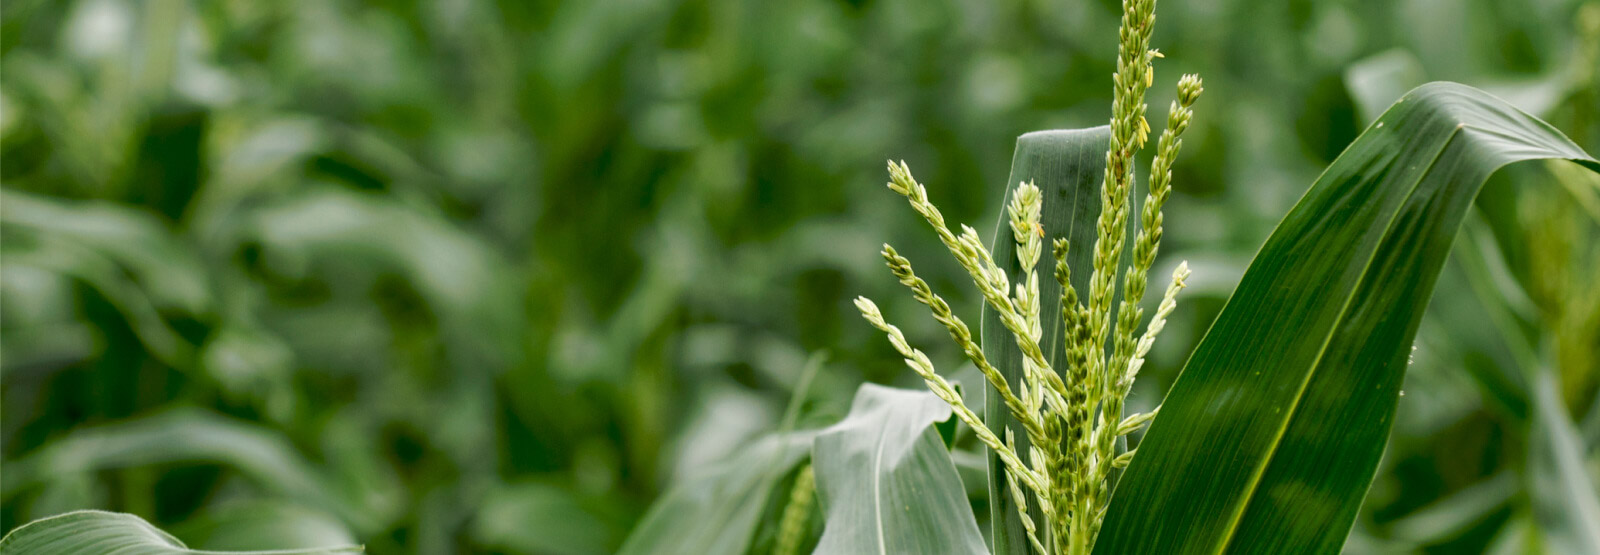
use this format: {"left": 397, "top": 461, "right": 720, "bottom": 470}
{"left": 854, "top": 0, "right": 1200, "bottom": 552}
{"left": 772, "top": 464, "right": 816, "bottom": 555}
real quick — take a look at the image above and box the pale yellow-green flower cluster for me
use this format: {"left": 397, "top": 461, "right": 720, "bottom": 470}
{"left": 853, "top": 1, "right": 1201, "bottom": 552}
{"left": 772, "top": 463, "right": 815, "bottom": 555}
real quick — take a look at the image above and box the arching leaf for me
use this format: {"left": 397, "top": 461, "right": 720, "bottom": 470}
{"left": 0, "top": 511, "right": 361, "bottom": 554}
{"left": 812, "top": 384, "right": 985, "bottom": 554}
{"left": 1095, "top": 82, "right": 1600, "bottom": 554}
{"left": 616, "top": 432, "right": 813, "bottom": 555}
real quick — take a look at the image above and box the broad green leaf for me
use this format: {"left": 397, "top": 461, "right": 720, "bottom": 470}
{"left": 1385, "top": 472, "right": 1516, "bottom": 546}
{"left": 0, "top": 510, "right": 361, "bottom": 554}
{"left": 1484, "top": 511, "right": 1540, "bottom": 555}
{"left": 811, "top": 383, "right": 985, "bottom": 554}
{"left": 1095, "top": 82, "right": 1600, "bottom": 554}
{"left": 242, "top": 188, "right": 521, "bottom": 365}
{"left": 1344, "top": 50, "right": 1426, "bottom": 124}
{"left": 0, "top": 190, "right": 213, "bottom": 367}
{"left": 168, "top": 501, "right": 357, "bottom": 552}
{"left": 1414, "top": 214, "right": 1596, "bottom": 551}
{"left": 1526, "top": 373, "right": 1600, "bottom": 553}
{"left": 617, "top": 354, "right": 824, "bottom": 555}
{"left": 0, "top": 190, "right": 212, "bottom": 316}
{"left": 1443, "top": 217, "right": 1539, "bottom": 417}
{"left": 617, "top": 432, "right": 814, "bottom": 555}
{"left": 981, "top": 127, "right": 1111, "bottom": 555}
{"left": 0, "top": 234, "right": 192, "bottom": 367}
{"left": 0, "top": 410, "right": 366, "bottom": 531}
{"left": 474, "top": 482, "right": 630, "bottom": 555}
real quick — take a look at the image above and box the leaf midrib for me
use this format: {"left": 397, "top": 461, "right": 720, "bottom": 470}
{"left": 873, "top": 417, "right": 889, "bottom": 555}
{"left": 1208, "top": 121, "right": 1462, "bottom": 555}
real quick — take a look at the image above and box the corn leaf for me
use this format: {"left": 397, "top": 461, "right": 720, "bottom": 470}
{"left": 0, "top": 511, "right": 361, "bottom": 554}
{"left": 812, "top": 383, "right": 985, "bottom": 554}
{"left": 0, "top": 190, "right": 212, "bottom": 367}
{"left": 1094, "top": 82, "right": 1600, "bottom": 554}
{"left": 617, "top": 432, "right": 814, "bottom": 555}
{"left": 981, "top": 126, "right": 1112, "bottom": 555}
{"left": 476, "top": 482, "right": 630, "bottom": 555}
{"left": 242, "top": 188, "right": 523, "bottom": 367}
{"left": 1526, "top": 373, "right": 1600, "bottom": 553}
{"left": 0, "top": 410, "right": 374, "bottom": 532}
{"left": 168, "top": 501, "right": 358, "bottom": 552}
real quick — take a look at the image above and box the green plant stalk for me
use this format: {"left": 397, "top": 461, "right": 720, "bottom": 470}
{"left": 857, "top": 0, "right": 1203, "bottom": 551}
{"left": 1091, "top": 73, "right": 1202, "bottom": 536}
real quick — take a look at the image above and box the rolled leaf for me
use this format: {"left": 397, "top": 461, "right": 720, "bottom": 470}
{"left": 981, "top": 126, "right": 1111, "bottom": 555}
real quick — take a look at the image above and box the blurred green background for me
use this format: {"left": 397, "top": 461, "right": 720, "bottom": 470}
{"left": 2, "top": 0, "right": 1598, "bottom": 553}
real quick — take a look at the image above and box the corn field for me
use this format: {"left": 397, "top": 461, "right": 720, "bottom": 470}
{"left": 2, "top": 0, "right": 1599, "bottom": 553}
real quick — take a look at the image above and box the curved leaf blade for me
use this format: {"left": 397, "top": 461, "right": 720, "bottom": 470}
{"left": 1095, "top": 82, "right": 1600, "bottom": 554}
{"left": 617, "top": 432, "right": 813, "bottom": 555}
{"left": 0, "top": 410, "right": 375, "bottom": 532}
{"left": 0, "top": 511, "right": 361, "bottom": 554}
{"left": 812, "top": 384, "right": 985, "bottom": 554}
{"left": 169, "top": 502, "right": 358, "bottom": 552}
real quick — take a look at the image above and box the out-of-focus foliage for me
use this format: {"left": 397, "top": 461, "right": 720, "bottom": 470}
{"left": 1, "top": 0, "right": 1596, "bottom": 553}
{"left": 0, "top": 510, "right": 361, "bottom": 554}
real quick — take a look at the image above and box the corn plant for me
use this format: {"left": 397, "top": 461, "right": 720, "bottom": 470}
{"left": 851, "top": 0, "right": 1202, "bottom": 549}
{"left": 7, "top": 0, "right": 1599, "bottom": 553}
{"left": 619, "top": 0, "right": 1599, "bottom": 554}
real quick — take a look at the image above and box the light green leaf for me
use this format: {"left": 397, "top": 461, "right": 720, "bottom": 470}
{"left": 242, "top": 188, "right": 521, "bottom": 365}
{"left": 169, "top": 501, "right": 357, "bottom": 552}
{"left": 1526, "top": 373, "right": 1600, "bottom": 553}
{"left": 0, "top": 410, "right": 368, "bottom": 531}
{"left": 981, "top": 126, "right": 1111, "bottom": 555}
{"left": 1385, "top": 472, "right": 1516, "bottom": 545}
{"left": 617, "top": 432, "right": 814, "bottom": 555}
{"left": 474, "top": 482, "right": 629, "bottom": 555}
{"left": 0, "top": 189, "right": 212, "bottom": 316}
{"left": 0, "top": 189, "right": 213, "bottom": 367}
{"left": 1095, "top": 82, "right": 1600, "bottom": 554}
{"left": 0, "top": 510, "right": 361, "bottom": 554}
{"left": 617, "top": 355, "right": 825, "bottom": 555}
{"left": 811, "top": 383, "right": 985, "bottom": 554}
{"left": 1344, "top": 49, "right": 1426, "bottom": 124}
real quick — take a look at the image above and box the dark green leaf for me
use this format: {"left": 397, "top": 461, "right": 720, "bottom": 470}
{"left": 1095, "top": 82, "right": 1600, "bottom": 554}
{"left": 812, "top": 383, "right": 985, "bottom": 554}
